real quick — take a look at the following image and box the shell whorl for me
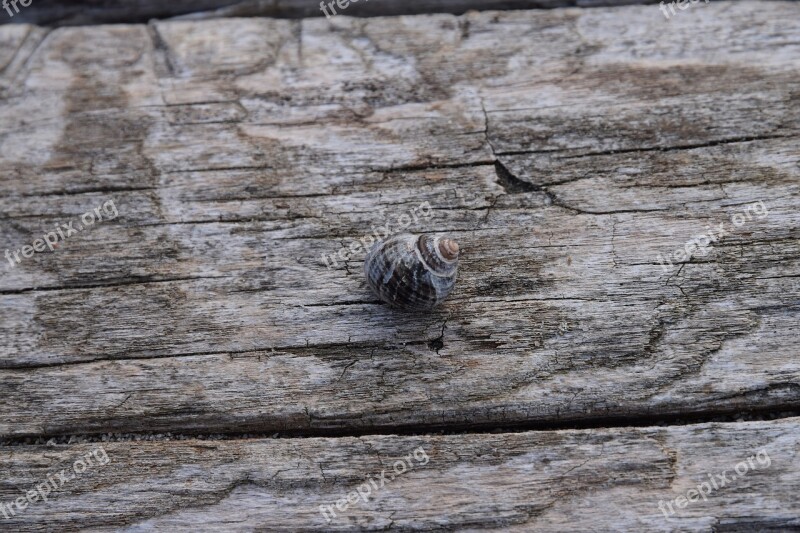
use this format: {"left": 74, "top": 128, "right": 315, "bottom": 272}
{"left": 364, "top": 233, "right": 460, "bottom": 311}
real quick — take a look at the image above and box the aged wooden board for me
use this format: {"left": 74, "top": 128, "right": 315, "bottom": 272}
{"left": 0, "top": 418, "right": 798, "bottom": 531}
{"left": 1, "top": 1, "right": 799, "bottom": 439}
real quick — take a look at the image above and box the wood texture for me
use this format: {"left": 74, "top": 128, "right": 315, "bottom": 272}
{"left": 2, "top": 3, "right": 799, "bottom": 531}
{"left": 1, "top": 1, "right": 799, "bottom": 439}
{"left": 0, "top": 418, "right": 798, "bottom": 531}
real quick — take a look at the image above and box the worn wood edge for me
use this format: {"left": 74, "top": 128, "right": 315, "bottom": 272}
{"left": 0, "top": 417, "right": 797, "bottom": 531}
{"left": 172, "top": 0, "right": 667, "bottom": 21}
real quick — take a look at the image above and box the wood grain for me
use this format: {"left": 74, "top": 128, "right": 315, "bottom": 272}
{"left": 0, "top": 418, "right": 797, "bottom": 531}
{"left": 1, "top": 1, "right": 799, "bottom": 439}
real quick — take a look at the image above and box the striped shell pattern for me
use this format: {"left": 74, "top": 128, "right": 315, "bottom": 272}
{"left": 364, "top": 233, "right": 460, "bottom": 311}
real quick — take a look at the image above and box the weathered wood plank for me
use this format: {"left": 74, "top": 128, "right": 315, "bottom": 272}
{"left": 0, "top": 418, "right": 797, "bottom": 531}
{"left": 1, "top": 2, "right": 799, "bottom": 438}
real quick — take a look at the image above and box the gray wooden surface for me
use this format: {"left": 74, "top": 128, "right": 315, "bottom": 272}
{"left": 0, "top": 0, "right": 799, "bottom": 530}
{"left": 0, "top": 418, "right": 798, "bottom": 531}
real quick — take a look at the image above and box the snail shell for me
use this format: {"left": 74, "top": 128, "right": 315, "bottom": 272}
{"left": 364, "top": 233, "right": 460, "bottom": 311}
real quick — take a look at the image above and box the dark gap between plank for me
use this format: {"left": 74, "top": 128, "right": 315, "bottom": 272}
{"left": 2, "top": 405, "right": 798, "bottom": 446}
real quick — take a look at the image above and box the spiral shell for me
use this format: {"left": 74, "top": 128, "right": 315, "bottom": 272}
{"left": 364, "top": 233, "right": 460, "bottom": 311}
